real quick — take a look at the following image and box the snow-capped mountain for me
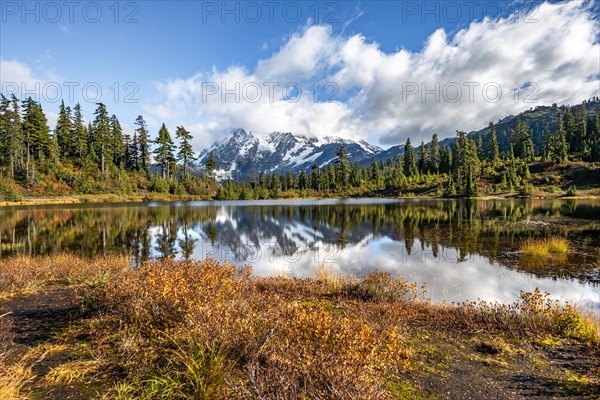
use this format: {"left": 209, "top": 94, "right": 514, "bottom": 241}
{"left": 195, "top": 129, "right": 384, "bottom": 180}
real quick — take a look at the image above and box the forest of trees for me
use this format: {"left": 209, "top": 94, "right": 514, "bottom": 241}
{"left": 0, "top": 94, "right": 599, "bottom": 202}
{"left": 0, "top": 95, "right": 210, "bottom": 200}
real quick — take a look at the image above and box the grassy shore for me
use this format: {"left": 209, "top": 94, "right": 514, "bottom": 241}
{"left": 0, "top": 255, "right": 599, "bottom": 399}
{"left": 1, "top": 188, "right": 599, "bottom": 208}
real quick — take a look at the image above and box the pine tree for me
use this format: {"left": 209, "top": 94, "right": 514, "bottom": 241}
{"left": 403, "top": 138, "right": 417, "bottom": 177}
{"left": 92, "top": 103, "right": 111, "bottom": 173}
{"left": 476, "top": 132, "right": 485, "bottom": 160}
{"left": 175, "top": 125, "right": 195, "bottom": 178}
{"left": 439, "top": 144, "right": 452, "bottom": 174}
{"left": 453, "top": 131, "right": 480, "bottom": 195}
{"left": 0, "top": 95, "right": 9, "bottom": 170}
{"left": 541, "top": 129, "right": 552, "bottom": 162}
{"left": 298, "top": 170, "right": 308, "bottom": 190}
{"left": 153, "top": 123, "right": 176, "bottom": 179}
{"left": 22, "top": 98, "right": 51, "bottom": 162}
{"left": 419, "top": 141, "right": 430, "bottom": 173}
{"left": 553, "top": 112, "right": 568, "bottom": 164}
{"left": 429, "top": 133, "right": 440, "bottom": 173}
{"left": 510, "top": 118, "right": 534, "bottom": 160}
{"left": 328, "top": 162, "right": 337, "bottom": 190}
{"left": 72, "top": 103, "right": 88, "bottom": 161}
{"left": 564, "top": 107, "right": 577, "bottom": 154}
{"left": 206, "top": 151, "right": 216, "bottom": 182}
{"left": 370, "top": 156, "right": 382, "bottom": 187}
{"left": 310, "top": 163, "right": 321, "bottom": 191}
{"left": 132, "top": 115, "right": 149, "bottom": 175}
{"left": 575, "top": 105, "right": 588, "bottom": 159}
{"left": 334, "top": 145, "right": 350, "bottom": 187}
{"left": 55, "top": 100, "right": 73, "bottom": 160}
{"left": 0, "top": 95, "right": 22, "bottom": 176}
{"left": 591, "top": 111, "right": 600, "bottom": 161}
{"left": 111, "top": 115, "right": 126, "bottom": 168}
{"left": 487, "top": 130, "right": 499, "bottom": 163}
{"left": 350, "top": 162, "right": 362, "bottom": 187}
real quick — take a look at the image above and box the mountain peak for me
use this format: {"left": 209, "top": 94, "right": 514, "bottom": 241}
{"left": 196, "top": 129, "right": 384, "bottom": 180}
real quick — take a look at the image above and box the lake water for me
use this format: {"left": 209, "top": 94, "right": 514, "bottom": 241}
{"left": 1, "top": 198, "right": 599, "bottom": 308}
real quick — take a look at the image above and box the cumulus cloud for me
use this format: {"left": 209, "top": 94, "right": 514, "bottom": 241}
{"left": 145, "top": 1, "right": 599, "bottom": 150}
{"left": 0, "top": 59, "right": 64, "bottom": 128}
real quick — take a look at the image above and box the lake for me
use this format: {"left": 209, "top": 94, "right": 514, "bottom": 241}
{"left": 1, "top": 198, "right": 599, "bottom": 308}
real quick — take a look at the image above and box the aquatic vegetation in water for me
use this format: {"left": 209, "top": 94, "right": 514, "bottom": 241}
{"left": 519, "top": 237, "right": 569, "bottom": 257}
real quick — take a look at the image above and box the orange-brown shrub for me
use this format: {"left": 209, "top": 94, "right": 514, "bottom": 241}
{"left": 103, "top": 259, "right": 412, "bottom": 398}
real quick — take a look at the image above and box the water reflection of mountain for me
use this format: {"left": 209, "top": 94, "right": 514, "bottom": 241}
{"left": 0, "top": 199, "right": 599, "bottom": 283}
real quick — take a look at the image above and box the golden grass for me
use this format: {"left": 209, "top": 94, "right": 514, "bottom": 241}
{"left": 0, "top": 315, "right": 32, "bottom": 400}
{"left": 519, "top": 237, "right": 569, "bottom": 257}
{"left": 315, "top": 263, "right": 352, "bottom": 290}
{"left": 0, "top": 253, "right": 130, "bottom": 299}
{"left": 43, "top": 360, "right": 99, "bottom": 385}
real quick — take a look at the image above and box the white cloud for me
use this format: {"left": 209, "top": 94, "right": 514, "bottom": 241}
{"left": 144, "top": 1, "right": 599, "bottom": 150}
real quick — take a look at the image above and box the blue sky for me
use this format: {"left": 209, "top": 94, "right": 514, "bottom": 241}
{"left": 1, "top": 1, "right": 598, "bottom": 150}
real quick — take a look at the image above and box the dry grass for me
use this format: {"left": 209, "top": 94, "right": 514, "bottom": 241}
{"left": 43, "top": 360, "right": 100, "bottom": 385}
{"left": 0, "top": 254, "right": 130, "bottom": 299}
{"left": 315, "top": 262, "right": 352, "bottom": 290}
{"left": 0, "top": 314, "right": 32, "bottom": 400}
{"left": 520, "top": 237, "right": 570, "bottom": 257}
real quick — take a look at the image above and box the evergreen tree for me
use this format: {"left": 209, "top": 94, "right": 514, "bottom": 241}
{"left": 510, "top": 118, "right": 534, "bottom": 160}
{"left": 429, "top": 134, "right": 440, "bottom": 173}
{"left": 153, "top": 123, "right": 176, "bottom": 179}
{"left": 439, "top": 144, "right": 452, "bottom": 174}
{"left": 476, "top": 132, "right": 485, "bottom": 160}
{"left": 0, "top": 96, "right": 10, "bottom": 170}
{"left": 135, "top": 115, "right": 150, "bottom": 175}
{"left": 591, "top": 111, "right": 600, "bottom": 161}
{"left": 72, "top": 103, "right": 88, "bottom": 161}
{"left": 553, "top": 112, "right": 568, "bottom": 164}
{"left": 55, "top": 100, "right": 73, "bottom": 160}
{"left": 453, "top": 131, "right": 480, "bottom": 195}
{"left": 350, "top": 162, "right": 362, "bottom": 187}
{"left": 418, "top": 141, "right": 430, "bottom": 173}
{"left": 0, "top": 95, "right": 22, "bottom": 178}
{"left": 328, "top": 162, "right": 337, "bottom": 189}
{"left": 541, "top": 129, "right": 552, "bottom": 162}
{"left": 403, "top": 138, "right": 418, "bottom": 177}
{"left": 175, "top": 126, "right": 195, "bottom": 178}
{"left": 564, "top": 107, "right": 577, "bottom": 153}
{"left": 310, "top": 163, "right": 321, "bottom": 191}
{"left": 487, "top": 129, "right": 499, "bottom": 163}
{"left": 334, "top": 145, "right": 350, "bottom": 187}
{"left": 92, "top": 103, "right": 111, "bottom": 173}
{"left": 206, "top": 151, "right": 216, "bottom": 182}
{"left": 22, "top": 97, "right": 51, "bottom": 164}
{"left": 575, "top": 105, "right": 588, "bottom": 159}
{"left": 111, "top": 115, "right": 126, "bottom": 168}
{"left": 370, "top": 156, "right": 382, "bottom": 187}
{"left": 126, "top": 129, "right": 139, "bottom": 171}
{"left": 298, "top": 170, "right": 308, "bottom": 190}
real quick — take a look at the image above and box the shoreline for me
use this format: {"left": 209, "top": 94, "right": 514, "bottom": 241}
{"left": 1, "top": 192, "right": 599, "bottom": 208}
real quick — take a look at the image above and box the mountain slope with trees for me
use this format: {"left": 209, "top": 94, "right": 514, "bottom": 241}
{"left": 0, "top": 94, "right": 599, "bottom": 202}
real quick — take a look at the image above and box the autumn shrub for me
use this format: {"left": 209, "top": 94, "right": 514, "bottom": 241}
{"left": 102, "top": 259, "right": 413, "bottom": 398}
{"left": 246, "top": 302, "right": 411, "bottom": 399}
{"left": 345, "top": 271, "right": 424, "bottom": 302}
{"left": 0, "top": 176, "right": 22, "bottom": 202}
